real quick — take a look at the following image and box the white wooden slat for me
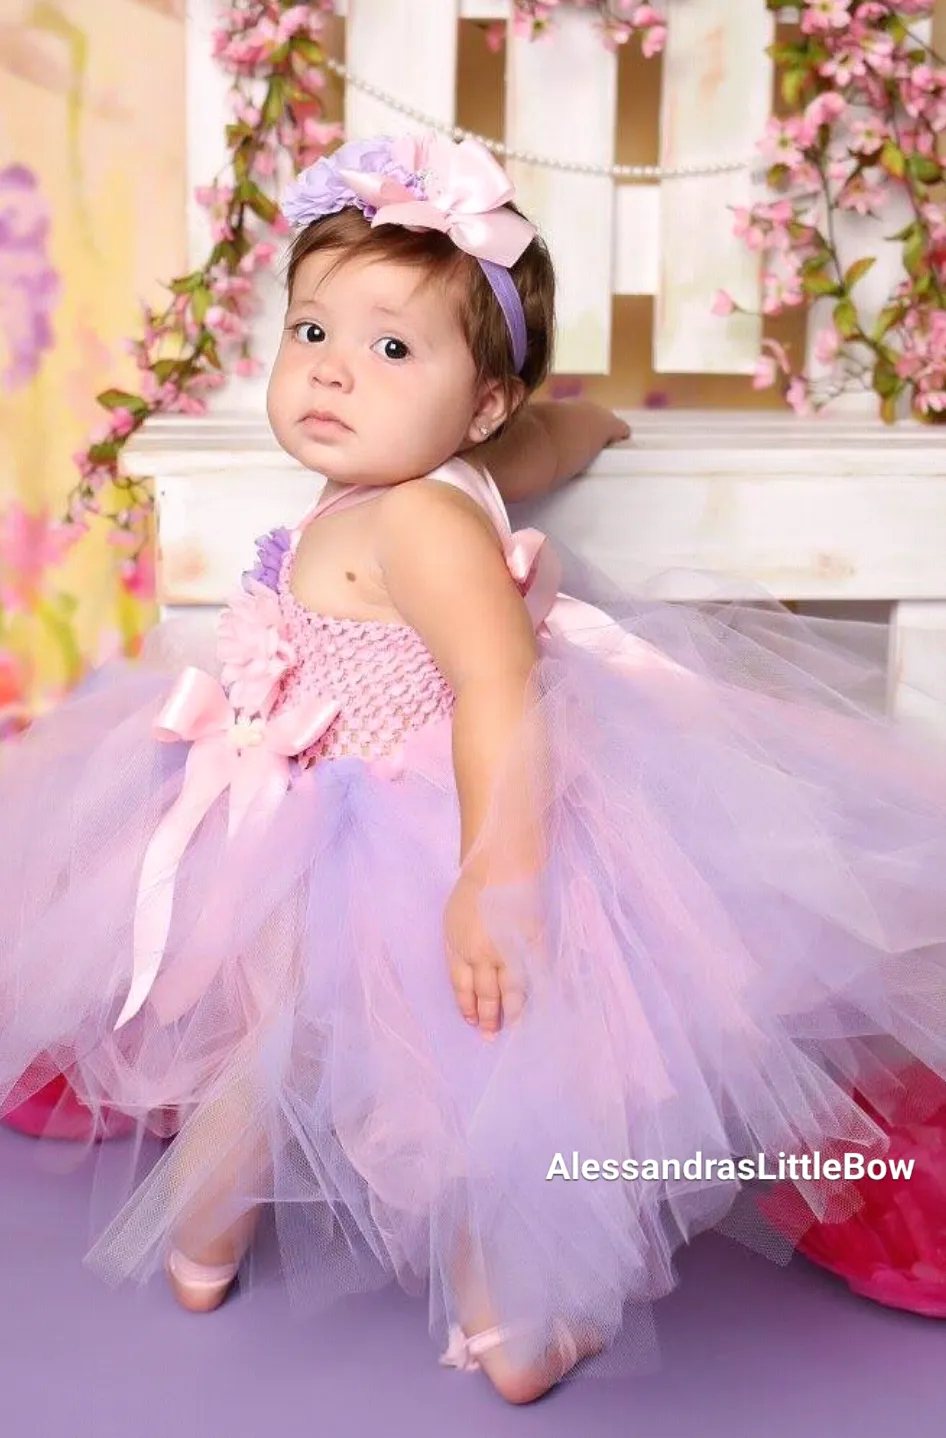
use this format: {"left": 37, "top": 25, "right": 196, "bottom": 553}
{"left": 655, "top": 0, "right": 774, "bottom": 374}
{"left": 504, "top": 7, "right": 618, "bottom": 373}
{"left": 888, "top": 602, "right": 946, "bottom": 735}
{"left": 344, "top": 0, "right": 462, "bottom": 140}
{"left": 614, "top": 185, "right": 661, "bottom": 296}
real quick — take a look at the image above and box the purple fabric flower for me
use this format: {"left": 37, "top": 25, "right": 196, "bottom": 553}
{"left": 242, "top": 527, "right": 291, "bottom": 593}
{"left": 0, "top": 164, "right": 60, "bottom": 391}
{"left": 281, "top": 137, "right": 421, "bottom": 227}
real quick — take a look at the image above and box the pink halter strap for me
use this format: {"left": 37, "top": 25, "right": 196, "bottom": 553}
{"left": 290, "top": 459, "right": 511, "bottom": 548}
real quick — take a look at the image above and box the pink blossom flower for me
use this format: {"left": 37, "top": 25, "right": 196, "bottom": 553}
{"left": 805, "top": 92, "right": 846, "bottom": 131}
{"left": 837, "top": 174, "right": 887, "bottom": 217}
{"left": 786, "top": 377, "right": 814, "bottom": 416}
{"left": 108, "top": 406, "right": 137, "bottom": 439}
{"left": 801, "top": 0, "right": 852, "bottom": 33}
{"left": 813, "top": 323, "right": 842, "bottom": 366}
{"left": 235, "top": 355, "right": 265, "bottom": 378}
{"left": 641, "top": 24, "right": 666, "bottom": 58}
{"left": 218, "top": 580, "right": 297, "bottom": 716}
{"left": 119, "top": 548, "right": 156, "bottom": 601}
{"left": 711, "top": 290, "right": 736, "bottom": 317}
{"left": 848, "top": 117, "right": 888, "bottom": 154}
{"left": 762, "top": 265, "right": 804, "bottom": 314}
{"left": 759, "top": 117, "right": 808, "bottom": 168}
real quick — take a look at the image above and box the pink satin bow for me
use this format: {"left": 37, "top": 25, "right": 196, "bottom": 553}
{"left": 115, "top": 668, "right": 340, "bottom": 1029}
{"left": 339, "top": 133, "right": 536, "bottom": 268}
{"left": 505, "top": 526, "right": 686, "bottom": 675}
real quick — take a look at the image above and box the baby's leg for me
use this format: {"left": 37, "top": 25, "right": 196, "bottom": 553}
{"left": 164, "top": 1066, "right": 268, "bottom": 1313}
{"left": 447, "top": 1228, "right": 603, "bottom": 1404}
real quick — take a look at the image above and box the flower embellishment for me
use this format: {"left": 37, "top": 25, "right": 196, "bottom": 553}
{"left": 217, "top": 578, "right": 296, "bottom": 715}
{"left": 242, "top": 526, "right": 291, "bottom": 594}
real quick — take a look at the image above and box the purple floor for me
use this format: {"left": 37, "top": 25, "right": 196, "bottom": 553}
{"left": 0, "top": 1126, "right": 941, "bottom": 1438}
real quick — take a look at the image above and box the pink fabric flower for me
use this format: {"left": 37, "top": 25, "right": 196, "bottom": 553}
{"left": 217, "top": 579, "right": 296, "bottom": 716}
{"left": 759, "top": 1064, "right": 946, "bottom": 1319}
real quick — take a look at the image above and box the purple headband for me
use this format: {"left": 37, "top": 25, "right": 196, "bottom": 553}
{"left": 280, "top": 132, "right": 535, "bottom": 374}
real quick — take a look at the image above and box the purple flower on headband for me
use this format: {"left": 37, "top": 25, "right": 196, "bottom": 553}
{"left": 281, "top": 137, "right": 421, "bottom": 227}
{"left": 242, "top": 526, "right": 291, "bottom": 593}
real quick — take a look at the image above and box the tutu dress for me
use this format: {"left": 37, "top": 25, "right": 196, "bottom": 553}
{"left": 2, "top": 455, "right": 946, "bottom": 1374}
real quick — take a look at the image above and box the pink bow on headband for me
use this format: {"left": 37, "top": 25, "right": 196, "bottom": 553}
{"left": 338, "top": 133, "right": 536, "bottom": 268}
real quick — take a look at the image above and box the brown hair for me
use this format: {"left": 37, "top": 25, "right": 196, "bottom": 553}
{"left": 285, "top": 206, "right": 556, "bottom": 430}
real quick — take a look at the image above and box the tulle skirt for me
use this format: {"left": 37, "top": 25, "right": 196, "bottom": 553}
{"left": 2, "top": 565, "right": 946, "bottom": 1377}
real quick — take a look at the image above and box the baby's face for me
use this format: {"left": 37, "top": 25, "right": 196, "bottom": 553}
{"left": 267, "top": 248, "right": 489, "bottom": 486}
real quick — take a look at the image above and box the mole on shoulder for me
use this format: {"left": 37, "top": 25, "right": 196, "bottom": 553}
{"left": 345, "top": 570, "right": 356, "bottom": 582}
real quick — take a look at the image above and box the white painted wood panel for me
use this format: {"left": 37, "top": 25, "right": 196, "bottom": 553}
{"left": 889, "top": 602, "right": 946, "bottom": 735}
{"left": 655, "top": 0, "right": 774, "bottom": 374}
{"left": 124, "top": 414, "right": 946, "bottom": 612}
{"left": 504, "top": 7, "right": 618, "bottom": 373}
{"left": 614, "top": 185, "right": 661, "bottom": 297}
{"left": 344, "top": 0, "right": 462, "bottom": 140}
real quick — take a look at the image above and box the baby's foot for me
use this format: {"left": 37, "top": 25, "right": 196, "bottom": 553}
{"left": 165, "top": 1249, "right": 240, "bottom": 1314}
{"left": 441, "top": 1305, "right": 600, "bottom": 1403}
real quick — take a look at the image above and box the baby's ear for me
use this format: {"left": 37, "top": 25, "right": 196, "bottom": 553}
{"left": 468, "top": 378, "right": 525, "bottom": 445}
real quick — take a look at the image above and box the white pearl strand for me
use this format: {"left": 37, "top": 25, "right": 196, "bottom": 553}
{"left": 324, "top": 57, "right": 752, "bottom": 181}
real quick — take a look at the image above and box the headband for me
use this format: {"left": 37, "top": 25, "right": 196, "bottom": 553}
{"left": 280, "top": 132, "right": 535, "bottom": 373}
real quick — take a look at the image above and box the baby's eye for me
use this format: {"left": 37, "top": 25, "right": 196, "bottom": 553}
{"left": 292, "top": 322, "right": 324, "bottom": 344}
{"left": 371, "top": 336, "right": 410, "bottom": 362}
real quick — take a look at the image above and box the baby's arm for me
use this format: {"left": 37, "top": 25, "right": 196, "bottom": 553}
{"left": 375, "top": 480, "right": 541, "bottom": 1032}
{"left": 468, "top": 399, "right": 630, "bottom": 504}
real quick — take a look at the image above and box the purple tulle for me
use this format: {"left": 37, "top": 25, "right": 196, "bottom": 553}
{"left": 2, "top": 562, "right": 946, "bottom": 1378}
{"left": 241, "top": 526, "right": 291, "bottom": 593}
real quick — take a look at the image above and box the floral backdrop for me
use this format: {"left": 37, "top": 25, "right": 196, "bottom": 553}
{"left": 1, "top": 0, "right": 944, "bottom": 735}
{"left": 0, "top": 0, "right": 186, "bottom": 732}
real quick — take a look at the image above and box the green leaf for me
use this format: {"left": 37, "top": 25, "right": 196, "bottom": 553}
{"left": 88, "top": 441, "right": 119, "bottom": 465}
{"left": 766, "top": 163, "right": 791, "bottom": 191}
{"left": 879, "top": 141, "right": 906, "bottom": 180}
{"left": 262, "top": 78, "right": 285, "bottom": 127}
{"left": 293, "top": 37, "right": 323, "bottom": 66}
{"left": 191, "top": 285, "right": 211, "bottom": 324}
{"left": 803, "top": 270, "right": 843, "bottom": 298}
{"left": 872, "top": 360, "right": 901, "bottom": 399}
{"left": 169, "top": 271, "right": 204, "bottom": 296}
{"left": 97, "top": 388, "right": 147, "bottom": 414}
{"left": 880, "top": 393, "right": 898, "bottom": 425}
{"left": 843, "top": 256, "right": 876, "bottom": 290}
{"left": 781, "top": 67, "right": 810, "bottom": 108}
{"left": 903, "top": 229, "right": 927, "bottom": 276}
{"left": 242, "top": 182, "right": 277, "bottom": 225}
{"left": 152, "top": 359, "right": 181, "bottom": 382}
{"left": 907, "top": 154, "right": 943, "bottom": 185}
{"left": 871, "top": 305, "right": 903, "bottom": 342}
{"left": 833, "top": 297, "right": 859, "bottom": 339}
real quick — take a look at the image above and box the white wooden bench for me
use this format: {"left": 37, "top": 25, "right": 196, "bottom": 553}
{"left": 127, "top": 410, "right": 946, "bottom": 730}
{"left": 131, "top": 3, "right": 946, "bottom": 730}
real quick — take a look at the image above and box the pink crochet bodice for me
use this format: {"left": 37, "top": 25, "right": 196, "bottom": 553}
{"left": 217, "top": 459, "right": 530, "bottom": 772}
{"left": 275, "top": 555, "right": 455, "bottom": 765}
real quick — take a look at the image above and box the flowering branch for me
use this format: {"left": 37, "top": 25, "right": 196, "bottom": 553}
{"left": 60, "top": 0, "right": 342, "bottom": 593}
{"left": 715, "top": 0, "right": 945, "bottom": 421}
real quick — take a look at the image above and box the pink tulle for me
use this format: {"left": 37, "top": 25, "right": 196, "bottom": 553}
{"left": 3, "top": 500, "right": 946, "bottom": 1375}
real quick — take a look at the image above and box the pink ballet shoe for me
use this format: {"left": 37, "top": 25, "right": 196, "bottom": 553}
{"left": 439, "top": 1322, "right": 514, "bottom": 1371}
{"left": 165, "top": 1249, "right": 240, "bottom": 1312}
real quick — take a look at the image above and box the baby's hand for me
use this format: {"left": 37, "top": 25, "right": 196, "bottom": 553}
{"left": 444, "top": 873, "right": 527, "bottom": 1037}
